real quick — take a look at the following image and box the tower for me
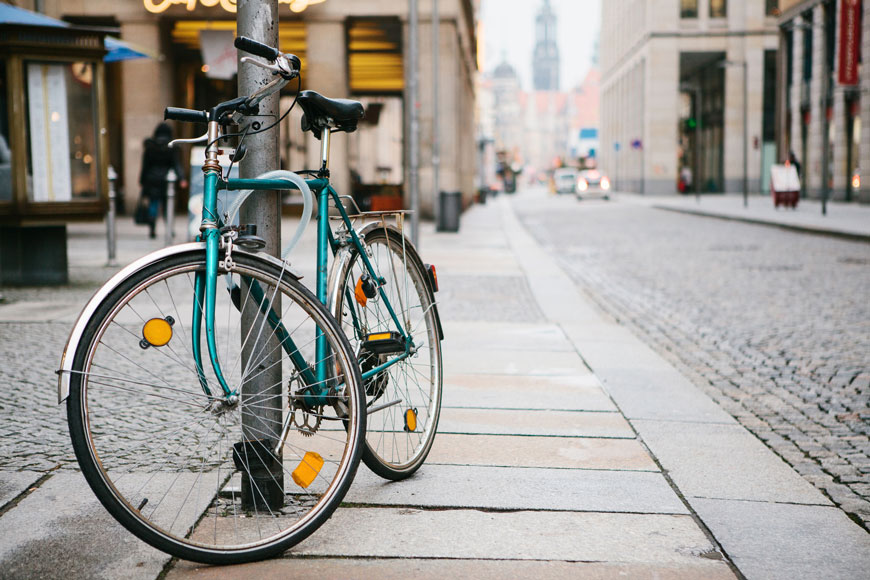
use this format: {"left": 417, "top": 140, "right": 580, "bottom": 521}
{"left": 533, "top": 0, "right": 560, "bottom": 91}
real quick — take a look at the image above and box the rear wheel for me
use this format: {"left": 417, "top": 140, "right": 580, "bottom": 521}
{"left": 331, "top": 226, "right": 442, "bottom": 480}
{"left": 67, "top": 250, "right": 365, "bottom": 564}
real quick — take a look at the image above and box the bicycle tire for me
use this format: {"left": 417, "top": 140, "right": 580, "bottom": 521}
{"left": 329, "top": 225, "right": 442, "bottom": 480}
{"left": 67, "top": 248, "right": 365, "bottom": 564}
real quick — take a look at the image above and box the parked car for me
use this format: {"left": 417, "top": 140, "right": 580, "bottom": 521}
{"left": 577, "top": 169, "right": 611, "bottom": 200}
{"left": 553, "top": 168, "right": 579, "bottom": 194}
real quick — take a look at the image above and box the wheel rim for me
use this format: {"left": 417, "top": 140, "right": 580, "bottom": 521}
{"left": 337, "top": 232, "right": 441, "bottom": 473}
{"left": 73, "top": 257, "right": 362, "bottom": 555}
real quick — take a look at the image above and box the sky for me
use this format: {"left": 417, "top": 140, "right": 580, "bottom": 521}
{"left": 479, "top": 0, "right": 601, "bottom": 90}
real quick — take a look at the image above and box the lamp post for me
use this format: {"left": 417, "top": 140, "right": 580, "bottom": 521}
{"left": 408, "top": 0, "right": 420, "bottom": 246}
{"left": 720, "top": 59, "right": 748, "bottom": 207}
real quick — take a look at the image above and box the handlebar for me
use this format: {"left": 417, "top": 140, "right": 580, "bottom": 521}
{"left": 164, "top": 107, "right": 208, "bottom": 124}
{"left": 165, "top": 37, "right": 300, "bottom": 125}
{"left": 234, "top": 36, "right": 279, "bottom": 61}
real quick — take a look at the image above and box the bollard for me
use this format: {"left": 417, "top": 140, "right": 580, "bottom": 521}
{"left": 165, "top": 169, "right": 177, "bottom": 247}
{"left": 106, "top": 165, "right": 118, "bottom": 267}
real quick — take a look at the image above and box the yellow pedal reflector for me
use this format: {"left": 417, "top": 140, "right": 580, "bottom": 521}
{"left": 368, "top": 332, "right": 392, "bottom": 341}
{"left": 292, "top": 451, "right": 324, "bottom": 489}
{"left": 142, "top": 317, "right": 173, "bottom": 347}
{"left": 404, "top": 408, "right": 418, "bottom": 432}
{"left": 354, "top": 277, "right": 368, "bottom": 307}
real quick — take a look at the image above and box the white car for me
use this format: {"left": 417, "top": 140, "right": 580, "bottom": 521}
{"left": 577, "top": 169, "right": 611, "bottom": 200}
{"left": 553, "top": 168, "right": 579, "bottom": 194}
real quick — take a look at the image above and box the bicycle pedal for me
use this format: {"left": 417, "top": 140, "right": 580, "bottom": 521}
{"left": 362, "top": 331, "right": 405, "bottom": 355}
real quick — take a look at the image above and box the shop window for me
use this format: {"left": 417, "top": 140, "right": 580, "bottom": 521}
{"left": 0, "top": 60, "right": 11, "bottom": 202}
{"left": 681, "top": 0, "right": 698, "bottom": 19}
{"left": 23, "top": 60, "right": 99, "bottom": 202}
{"left": 347, "top": 18, "right": 403, "bottom": 93}
{"left": 710, "top": 0, "right": 727, "bottom": 19}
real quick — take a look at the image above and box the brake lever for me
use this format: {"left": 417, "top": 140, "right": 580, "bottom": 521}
{"left": 169, "top": 133, "right": 208, "bottom": 147}
{"left": 240, "top": 56, "right": 281, "bottom": 74}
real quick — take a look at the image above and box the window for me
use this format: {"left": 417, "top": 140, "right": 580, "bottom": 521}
{"left": 24, "top": 61, "right": 99, "bottom": 202}
{"left": 710, "top": 0, "right": 727, "bottom": 18}
{"left": 766, "top": 0, "right": 779, "bottom": 16}
{"left": 681, "top": 0, "right": 698, "bottom": 18}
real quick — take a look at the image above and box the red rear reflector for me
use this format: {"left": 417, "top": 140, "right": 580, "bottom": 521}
{"left": 425, "top": 264, "right": 439, "bottom": 292}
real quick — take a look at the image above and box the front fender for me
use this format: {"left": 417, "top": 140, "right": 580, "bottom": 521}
{"left": 56, "top": 243, "right": 301, "bottom": 403}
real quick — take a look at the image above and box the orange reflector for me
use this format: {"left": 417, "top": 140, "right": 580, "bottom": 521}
{"left": 404, "top": 408, "right": 418, "bottom": 432}
{"left": 367, "top": 332, "right": 393, "bottom": 342}
{"left": 142, "top": 318, "right": 173, "bottom": 347}
{"left": 354, "top": 277, "right": 368, "bottom": 307}
{"left": 291, "top": 451, "right": 324, "bottom": 489}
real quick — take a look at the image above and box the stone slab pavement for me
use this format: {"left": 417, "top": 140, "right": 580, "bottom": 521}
{"left": 0, "top": 192, "right": 867, "bottom": 579}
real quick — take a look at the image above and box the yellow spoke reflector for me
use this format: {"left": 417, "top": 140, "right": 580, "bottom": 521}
{"left": 142, "top": 318, "right": 173, "bottom": 347}
{"left": 292, "top": 451, "right": 324, "bottom": 489}
{"left": 404, "top": 408, "right": 417, "bottom": 432}
{"left": 354, "top": 277, "right": 368, "bottom": 307}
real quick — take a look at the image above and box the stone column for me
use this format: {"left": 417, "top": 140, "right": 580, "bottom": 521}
{"left": 806, "top": 5, "right": 826, "bottom": 198}
{"left": 831, "top": 0, "right": 849, "bottom": 201}
{"left": 644, "top": 38, "right": 679, "bottom": 194}
{"left": 120, "top": 20, "right": 170, "bottom": 213}
{"left": 789, "top": 17, "right": 803, "bottom": 165}
{"left": 305, "top": 20, "right": 349, "bottom": 197}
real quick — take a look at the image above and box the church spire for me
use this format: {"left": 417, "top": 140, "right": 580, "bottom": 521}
{"left": 533, "top": 0, "right": 560, "bottom": 90}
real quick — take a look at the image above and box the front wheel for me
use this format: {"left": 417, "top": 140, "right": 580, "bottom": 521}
{"left": 66, "top": 249, "right": 365, "bottom": 564}
{"left": 330, "top": 225, "right": 443, "bottom": 480}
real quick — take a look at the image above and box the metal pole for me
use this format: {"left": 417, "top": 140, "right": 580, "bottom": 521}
{"left": 165, "top": 169, "right": 176, "bottom": 246}
{"left": 695, "top": 86, "right": 702, "bottom": 203}
{"left": 431, "top": 0, "right": 440, "bottom": 236}
{"left": 106, "top": 165, "right": 118, "bottom": 267}
{"left": 237, "top": 0, "right": 283, "bottom": 511}
{"left": 409, "top": 0, "right": 420, "bottom": 246}
{"left": 742, "top": 61, "right": 748, "bottom": 208}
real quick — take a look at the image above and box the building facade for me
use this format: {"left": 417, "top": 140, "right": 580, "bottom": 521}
{"left": 600, "top": 1, "right": 779, "bottom": 195}
{"left": 26, "top": 0, "right": 476, "bottom": 216}
{"left": 777, "top": 0, "right": 869, "bottom": 203}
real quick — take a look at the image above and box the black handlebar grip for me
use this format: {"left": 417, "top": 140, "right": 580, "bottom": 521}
{"left": 234, "top": 36, "right": 279, "bottom": 61}
{"left": 164, "top": 107, "right": 208, "bottom": 124}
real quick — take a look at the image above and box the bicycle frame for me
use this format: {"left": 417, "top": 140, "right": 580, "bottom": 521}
{"left": 194, "top": 124, "right": 414, "bottom": 407}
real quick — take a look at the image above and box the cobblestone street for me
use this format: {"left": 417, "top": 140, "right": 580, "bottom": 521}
{"left": 515, "top": 194, "right": 870, "bottom": 529}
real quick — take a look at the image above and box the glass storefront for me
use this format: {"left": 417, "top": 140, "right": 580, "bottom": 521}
{"left": 23, "top": 60, "right": 99, "bottom": 203}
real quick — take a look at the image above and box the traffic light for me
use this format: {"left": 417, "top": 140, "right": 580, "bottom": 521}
{"left": 684, "top": 117, "right": 697, "bottom": 131}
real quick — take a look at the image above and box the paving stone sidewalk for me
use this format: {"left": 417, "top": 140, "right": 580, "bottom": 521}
{"left": 0, "top": 197, "right": 868, "bottom": 578}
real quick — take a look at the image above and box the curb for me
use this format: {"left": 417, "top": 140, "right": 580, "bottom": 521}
{"left": 652, "top": 204, "right": 870, "bottom": 243}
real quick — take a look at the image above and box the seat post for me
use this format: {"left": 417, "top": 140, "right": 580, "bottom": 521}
{"left": 320, "top": 127, "right": 330, "bottom": 174}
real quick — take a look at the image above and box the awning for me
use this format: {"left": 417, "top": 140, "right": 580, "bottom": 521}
{"left": 0, "top": 4, "right": 151, "bottom": 62}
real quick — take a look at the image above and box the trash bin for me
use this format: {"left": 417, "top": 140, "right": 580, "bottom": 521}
{"left": 437, "top": 191, "right": 461, "bottom": 232}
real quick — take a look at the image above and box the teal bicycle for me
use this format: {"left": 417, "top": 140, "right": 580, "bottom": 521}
{"left": 58, "top": 37, "right": 443, "bottom": 564}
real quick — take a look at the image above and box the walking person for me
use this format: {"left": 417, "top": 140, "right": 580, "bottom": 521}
{"left": 139, "top": 123, "right": 187, "bottom": 239}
